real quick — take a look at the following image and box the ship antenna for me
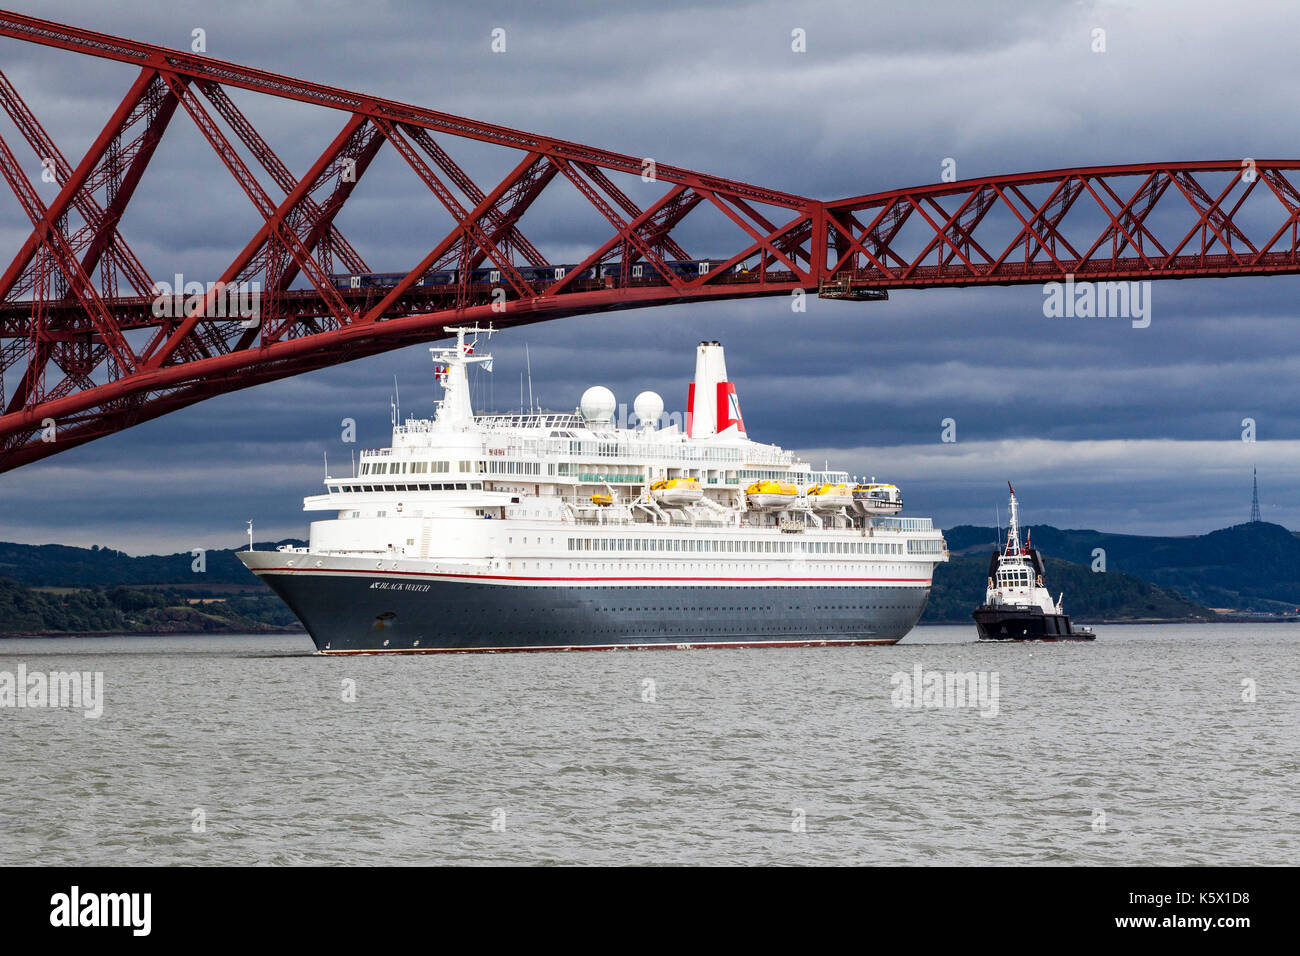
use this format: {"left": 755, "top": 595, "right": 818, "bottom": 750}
{"left": 393, "top": 375, "right": 401, "bottom": 424}
{"left": 526, "top": 342, "right": 535, "bottom": 413}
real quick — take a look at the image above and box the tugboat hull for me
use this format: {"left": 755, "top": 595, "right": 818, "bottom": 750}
{"left": 972, "top": 605, "right": 1095, "bottom": 641}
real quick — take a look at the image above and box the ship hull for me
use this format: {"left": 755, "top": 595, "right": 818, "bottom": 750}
{"left": 972, "top": 605, "right": 1095, "bottom": 641}
{"left": 243, "top": 558, "right": 932, "bottom": 654}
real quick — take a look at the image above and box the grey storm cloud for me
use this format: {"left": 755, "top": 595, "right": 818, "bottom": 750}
{"left": 1, "top": 0, "right": 1298, "bottom": 551}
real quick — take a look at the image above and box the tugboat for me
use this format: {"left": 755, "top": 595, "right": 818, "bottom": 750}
{"left": 972, "top": 484, "right": 1096, "bottom": 641}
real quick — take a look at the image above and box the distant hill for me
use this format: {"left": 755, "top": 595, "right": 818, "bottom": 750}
{"left": 0, "top": 540, "right": 306, "bottom": 635}
{"left": 943, "top": 521, "right": 1300, "bottom": 613}
{"left": 0, "top": 540, "right": 304, "bottom": 589}
{"left": 922, "top": 555, "right": 1212, "bottom": 624}
{"left": 0, "top": 578, "right": 301, "bottom": 635}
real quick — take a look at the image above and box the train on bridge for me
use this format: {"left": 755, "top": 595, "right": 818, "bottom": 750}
{"left": 330, "top": 259, "right": 735, "bottom": 290}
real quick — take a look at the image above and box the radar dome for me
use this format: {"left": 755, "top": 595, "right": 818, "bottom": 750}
{"left": 633, "top": 391, "right": 664, "bottom": 428}
{"left": 579, "top": 385, "right": 617, "bottom": 423}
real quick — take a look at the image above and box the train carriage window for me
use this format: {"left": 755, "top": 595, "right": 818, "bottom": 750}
{"left": 698, "top": 261, "right": 710, "bottom": 275}
{"left": 490, "top": 270, "right": 501, "bottom": 283}
{"left": 632, "top": 264, "right": 644, "bottom": 278}
{"left": 349, "top": 275, "right": 360, "bottom": 289}
{"left": 554, "top": 267, "right": 566, "bottom": 280}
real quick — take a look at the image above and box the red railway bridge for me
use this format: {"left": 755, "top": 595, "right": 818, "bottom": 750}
{"left": 3, "top": 9, "right": 1299, "bottom": 472}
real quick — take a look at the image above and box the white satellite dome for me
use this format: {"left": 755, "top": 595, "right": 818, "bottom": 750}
{"left": 579, "top": 385, "right": 617, "bottom": 423}
{"left": 633, "top": 390, "right": 664, "bottom": 428}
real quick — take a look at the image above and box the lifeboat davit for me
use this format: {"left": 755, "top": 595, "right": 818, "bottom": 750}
{"left": 746, "top": 480, "right": 798, "bottom": 511}
{"left": 853, "top": 483, "right": 903, "bottom": 515}
{"left": 651, "top": 477, "right": 702, "bottom": 506}
{"left": 807, "top": 482, "right": 854, "bottom": 511}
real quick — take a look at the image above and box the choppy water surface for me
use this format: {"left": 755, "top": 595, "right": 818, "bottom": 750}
{"left": 1, "top": 623, "right": 1296, "bottom": 865}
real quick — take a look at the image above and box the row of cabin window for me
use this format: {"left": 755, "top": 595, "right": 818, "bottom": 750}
{"left": 486, "top": 460, "right": 542, "bottom": 475}
{"left": 359, "top": 459, "right": 857, "bottom": 485}
{"left": 361, "top": 460, "right": 457, "bottom": 475}
{"left": 359, "top": 460, "right": 546, "bottom": 476}
{"left": 332, "top": 482, "right": 484, "bottom": 494}
{"left": 907, "top": 539, "right": 946, "bottom": 554}
{"left": 566, "top": 537, "right": 906, "bottom": 554}
{"left": 737, "top": 469, "right": 848, "bottom": 483}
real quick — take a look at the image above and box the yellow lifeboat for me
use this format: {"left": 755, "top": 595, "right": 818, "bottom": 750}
{"left": 591, "top": 493, "right": 613, "bottom": 506}
{"left": 852, "top": 483, "right": 903, "bottom": 515}
{"left": 746, "top": 479, "right": 798, "bottom": 511}
{"left": 807, "top": 482, "right": 854, "bottom": 511}
{"left": 650, "top": 477, "right": 702, "bottom": 506}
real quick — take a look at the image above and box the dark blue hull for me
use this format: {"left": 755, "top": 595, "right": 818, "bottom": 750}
{"left": 972, "top": 605, "right": 1096, "bottom": 641}
{"left": 256, "top": 571, "right": 932, "bottom": 653}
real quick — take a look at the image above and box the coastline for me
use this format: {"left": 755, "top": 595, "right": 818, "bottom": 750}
{"left": 923, "top": 616, "right": 1296, "bottom": 627}
{"left": 8, "top": 617, "right": 1298, "bottom": 639}
{"left": 0, "top": 623, "right": 304, "bottom": 639}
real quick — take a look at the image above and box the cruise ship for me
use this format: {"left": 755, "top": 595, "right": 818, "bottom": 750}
{"left": 240, "top": 329, "right": 949, "bottom": 653}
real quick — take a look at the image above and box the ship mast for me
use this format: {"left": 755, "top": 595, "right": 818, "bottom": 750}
{"left": 427, "top": 326, "right": 494, "bottom": 430}
{"left": 1004, "top": 482, "right": 1021, "bottom": 556}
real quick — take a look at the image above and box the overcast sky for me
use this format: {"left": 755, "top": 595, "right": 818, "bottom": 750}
{"left": 2, "top": 0, "right": 1298, "bottom": 553}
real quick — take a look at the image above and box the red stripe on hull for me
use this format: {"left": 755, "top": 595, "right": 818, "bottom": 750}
{"left": 318, "top": 637, "right": 901, "bottom": 656}
{"left": 259, "top": 567, "right": 932, "bottom": 584}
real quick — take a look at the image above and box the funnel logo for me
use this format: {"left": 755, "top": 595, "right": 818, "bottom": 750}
{"left": 717, "top": 381, "right": 746, "bottom": 435}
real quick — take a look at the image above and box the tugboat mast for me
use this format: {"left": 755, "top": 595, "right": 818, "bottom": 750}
{"left": 1004, "top": 482, "right": 1021, "bottom": 555}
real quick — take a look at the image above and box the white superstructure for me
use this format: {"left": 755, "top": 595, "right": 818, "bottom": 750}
{"left": 295, "top": 329, "right": 947, "bottom": 580}
{"left": 243, "top": 329, "right": 948, "bottom": 653}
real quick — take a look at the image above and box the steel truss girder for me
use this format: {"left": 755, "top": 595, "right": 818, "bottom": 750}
{"left": 1, "top": 9, "right": 1299, "bottom": 472}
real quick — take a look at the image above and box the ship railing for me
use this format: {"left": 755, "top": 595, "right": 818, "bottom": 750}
{"left": 475, "top": 413, "right": 586, "bottom": 430}
{"left": 568, "top": 515, "right": 734, "bottom": 528}
{"left": 868, "top": 516, "right": 934, "bottom": 531}
{"left": 538, "top": 438, "right": 798, "bottom": 467}
{"left": 379, "top": 437, "right": 798, "bottom": 469}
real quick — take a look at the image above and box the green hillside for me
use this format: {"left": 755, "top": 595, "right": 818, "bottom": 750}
{"left": 0, "top": 540, "right": 307, "bottom": 635}
{"left": 0, "top": 539, "right": 303, "bottom": 588}
{"left": 0, "top": 578, "right": 300, "bottom": 635}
